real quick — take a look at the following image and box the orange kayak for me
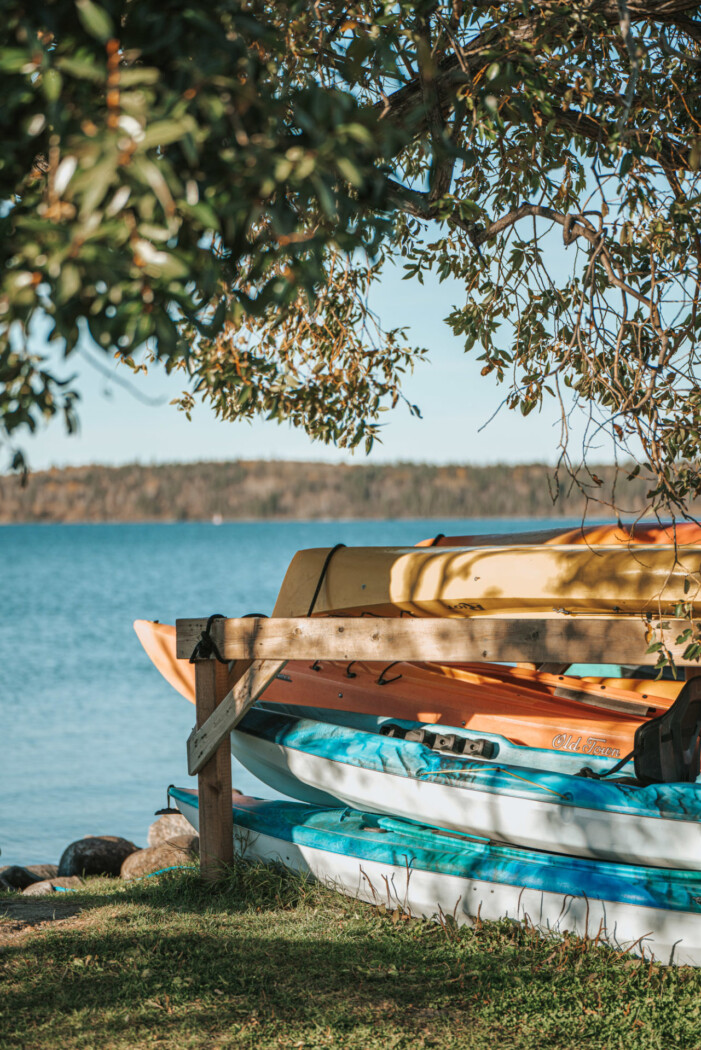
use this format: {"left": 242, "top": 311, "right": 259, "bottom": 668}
{"left": 418, "top": 522, "right": 701, "bottom": 547}
{"left": 134, "top": 620, "right": 681, "bottom": 762}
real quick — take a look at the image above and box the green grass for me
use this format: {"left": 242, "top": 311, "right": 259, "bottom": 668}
{"left": 1, "top": 862, "right": 701, "bottom": 1050}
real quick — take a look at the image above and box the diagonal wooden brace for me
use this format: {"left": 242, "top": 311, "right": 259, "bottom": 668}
{"left": 187, "top": 658, "right": 287, "bottom": 776}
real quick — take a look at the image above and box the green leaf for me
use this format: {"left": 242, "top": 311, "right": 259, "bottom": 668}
{"left": 336, "top": 156, "right": 364, "bottom": 188}
{"left": 78, "top": 157, "right": 117, "bottom": 217}
{"left": 181, "top": 201, "right": 221, "bottom": 232}
{"left": 140, "top": 117, "right": 197, "bottom": 151}
{"left": 0, "top": 48, "right": 33, "bottom": 73}
{"left": 42, "top": 68, "right": 63, "bottom": 103}
{"left": 119, "top": 68, "right": 161, "bottom": 87}
{"left": 340, "top": 123, "right": 375, "bottom": 146}
{"left": 57, "top": 264, "right": 81, "bottom": 303}
{"left": 619, "top": 153, "right": 633, "bottom": 177}
{"left": 56, "top": 55, "right": 104, "bottom": 82}
{"left": 75, "top": 0, "right": 114, "bottom": 42}
{"left": 313, "top": 176, "right": 337, "bottom": 219}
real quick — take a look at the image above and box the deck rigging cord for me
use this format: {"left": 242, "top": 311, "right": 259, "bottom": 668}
{"left": 376, "top": 661, "right": 403, "bottom": 686}
{"left": 189, "top": 611, "right": 268, "bottom": 664}
{"left": 306, "top": 543, "right": 347, "bottom": 671}
{"left": 306, "top": 543, "right": 346, "bottom": 616}
{"left": 189, "top": 613, "right": 227, "bottom": 663}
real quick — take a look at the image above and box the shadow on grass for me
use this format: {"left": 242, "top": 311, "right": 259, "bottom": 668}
{"left": 1, "top": 868, "right": 701, "bottom": 1050}
{"left": 0, "top": 898, "right": 85, "bottom": 926}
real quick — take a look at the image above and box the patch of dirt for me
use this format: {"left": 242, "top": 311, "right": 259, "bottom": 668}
{"left": 0, "top": 899, "right": 83, "bottom": 945}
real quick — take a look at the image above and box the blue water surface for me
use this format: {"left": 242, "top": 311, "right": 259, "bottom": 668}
{"left": 0, "top": 518, "right": 577, "bottom": 866}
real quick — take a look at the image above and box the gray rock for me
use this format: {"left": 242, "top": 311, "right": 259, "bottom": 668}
{"left": 121, "top": 835, "right": 199, "bottom": 880}
{"left": 148, "top": 813, "right": 193, "bottom": 848}
{"left": 0, "top": 865, "right": 43, "bottom": 891}
{"left": 148, "top": 793, "right": 242, "bottom": 847}
{"left": 0, "top": 876, "right": 15, "bottom": 893}
{"left": 58, "top": 836, "right": 138, "bottom": 877}
{"left": 25, "top": 864, "right": 59, "bottom": 881}
{"left": 22, "top": 876, "right": 84, "bottom": 896}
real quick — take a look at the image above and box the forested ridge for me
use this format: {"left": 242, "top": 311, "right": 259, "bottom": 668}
{"left": 0, "top": 460, "right": 676, "bottom": 524}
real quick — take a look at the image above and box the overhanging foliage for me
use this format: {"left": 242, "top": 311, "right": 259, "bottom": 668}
{"left": 2, "top": 1, "right": 701, "bottom": 512}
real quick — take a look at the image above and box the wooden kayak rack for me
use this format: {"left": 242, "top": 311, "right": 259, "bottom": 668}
{"left": 175, "top": 613, "right": 699, "bottom": 879}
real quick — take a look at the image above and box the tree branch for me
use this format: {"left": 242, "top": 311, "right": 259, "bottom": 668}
{"left": 386, "top": 178, "right": 479, "bottom": 240}
{"left": 660, "top": 26, "right": 701, "bottom": 64}
{"left": 470, "top": 204, "right": 668, "bottom": 351}
{"left": 416, "top": 14, "right": 456, "bottom": 202}
{"left": 616, "top": 0, "right": 640, "bottom": 131}
{"left": 376, "top": 1, "right": 698, "bottom": 172}
{"left": 550, "top": 104, "right": 689, "bottom": 171}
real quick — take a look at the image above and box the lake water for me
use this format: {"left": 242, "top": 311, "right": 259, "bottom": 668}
{"left": 1, "top": 518, "right": 580, "bottom": 867}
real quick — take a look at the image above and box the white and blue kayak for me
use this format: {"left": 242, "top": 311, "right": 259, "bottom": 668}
{"left": 230, "top": 707, "right": 701, "bottom": 869}
{"left": 170, "top": 786, "right": 701, "bottom": 966}
{"left": 260, "top": 702, "right": 639, "bottom": 777}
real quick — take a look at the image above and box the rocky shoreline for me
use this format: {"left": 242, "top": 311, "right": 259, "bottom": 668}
{"left": 0, "top": 813, "right": 198, "bottom": 896}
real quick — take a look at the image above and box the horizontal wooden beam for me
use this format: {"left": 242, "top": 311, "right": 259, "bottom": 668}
{"left": 176, "top": 615, "right": 697, "bottom": 666}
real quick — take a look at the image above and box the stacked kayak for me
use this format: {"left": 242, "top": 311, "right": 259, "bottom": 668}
{"left": 170, "top": 786, "right": 701, "bottom": 966}
{"left": 272, "top": 542, "right": 701, "bottom": 618}
{"left": 230, "top": 705, "right": 701, "bottom": 869}
{"left": 417, "top": 521, "right": 701, "bottom": 548}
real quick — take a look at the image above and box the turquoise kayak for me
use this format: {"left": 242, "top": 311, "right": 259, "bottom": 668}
{"left": 230, "top": 707, "right": 701, "bottom": 868}
{"left": 262, "top": 701, "right": 638, "bottom": 777}
{"left": 170, "top": 787, "right": 701, "bottom": 966}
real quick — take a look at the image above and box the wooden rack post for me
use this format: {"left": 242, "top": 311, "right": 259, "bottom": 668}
{"left": 194, "top": 657, "right": 234, "bottom": 880}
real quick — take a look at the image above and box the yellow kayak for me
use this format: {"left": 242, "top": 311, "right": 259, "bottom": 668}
{"left": 273, "top": 544, "right": 701, "bottom": 618}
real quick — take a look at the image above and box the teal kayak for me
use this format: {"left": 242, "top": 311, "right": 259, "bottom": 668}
{"left": 230, "top": 707, "right": 701, "bottom": 868}
{"left": 170, "top": 787, "right": 701, "bottom": 966}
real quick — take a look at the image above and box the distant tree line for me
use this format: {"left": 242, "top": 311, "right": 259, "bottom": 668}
{"left": 0, "top": 460, "right": 677, "bottom": 525}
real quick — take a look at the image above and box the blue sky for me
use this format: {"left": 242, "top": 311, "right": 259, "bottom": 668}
{"left": 25, "top": 259, "right": 607, "bottom": 471}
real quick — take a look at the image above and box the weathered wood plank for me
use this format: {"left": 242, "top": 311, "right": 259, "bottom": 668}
{"left": 187, "top": 659, "right": 288, "bottom": 777}
{"left": 194, "top": 661, "right": 234, "bottom": 880}
{"left": 176, "top": 616, "right": 696, "bottom": 666}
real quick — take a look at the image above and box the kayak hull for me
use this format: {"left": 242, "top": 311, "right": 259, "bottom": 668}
{"left": 171, "top": 787, "right": 701, "bottom": 966}
{"left": 231, "top": 708, "right": 701, "bottom": 869}
{"left": 273, "top": 544, "right": 701, "bottom": 618}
